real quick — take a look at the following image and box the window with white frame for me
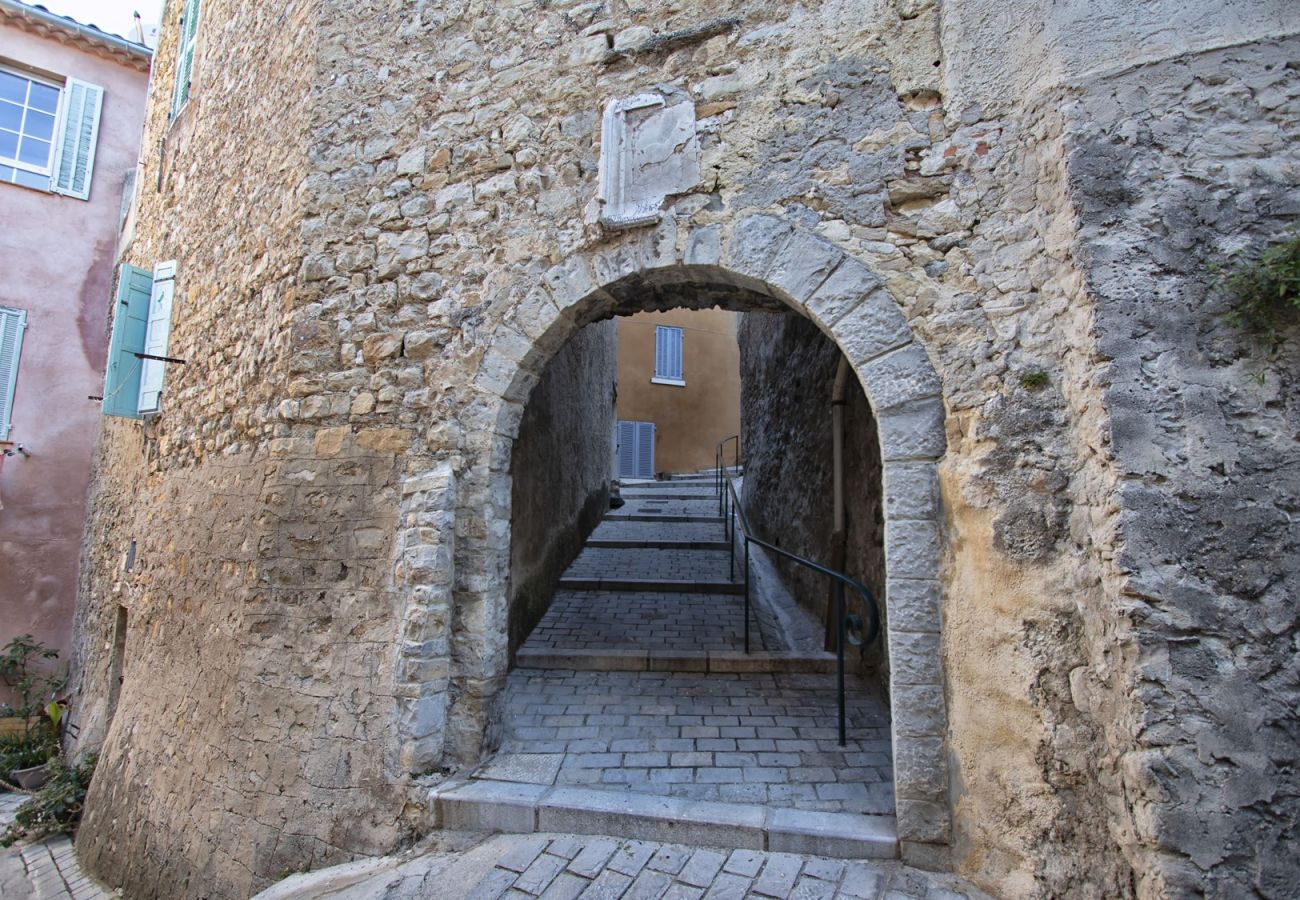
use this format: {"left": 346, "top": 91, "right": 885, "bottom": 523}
{"left": 0, "top": 67, "right": 60, "bottom": 190}
{"left": 653, "top": 325, "right": 684, "bottom": 385}
{"left": 0, "top": 65, "right": 104, "bottom": 199}
{"left": 170, "top": 0, "right": 202, "bottom": 117}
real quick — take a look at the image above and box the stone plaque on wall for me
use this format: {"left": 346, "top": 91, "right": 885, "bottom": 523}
{"left": 598, "top": 92, "right": 700, "bottom": 230}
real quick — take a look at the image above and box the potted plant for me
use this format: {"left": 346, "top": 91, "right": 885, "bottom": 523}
{"left": 0, "top": 636, "right": 65, "bottom": 789}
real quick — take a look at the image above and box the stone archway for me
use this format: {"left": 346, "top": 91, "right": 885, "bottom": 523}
{"left": 394, "top": 213, "right": 951, "bottom": 867}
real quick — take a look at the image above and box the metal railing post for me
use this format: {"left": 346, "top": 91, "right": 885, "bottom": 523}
{"left": 743, "top": 538, "right": 751, "bottom": 654}
{"left": 836, "top": 581, "right": 846, "bottom": 747}
{"left": 728, "top": 489, "right": 735, "bottom": 582}
{"left": 717, "top": 462, "right": 877, "bottom": 740}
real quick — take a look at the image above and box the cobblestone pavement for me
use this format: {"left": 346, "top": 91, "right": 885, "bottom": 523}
{"left": 526, "top": 592, "right": 761, "bottom": 652}
{"left": 258, "top": 832, "right": 987, "bottom": 900}
{"left": 564, "top": 547, "right": 734, "bottom": 582}
{"left": 508, "top": 477, "right": 894, "bottom": 817}
{"left": 591, "top": 520, "right": 727, "bottom": 543}
{"left": 497, "top": 670, "right": 894, "bottom": 815}
{"left": 607, "top": 497, "right": 722, "bottom": 518}
{"left": 0, "top": 793, "right": 112, "bottom": 899}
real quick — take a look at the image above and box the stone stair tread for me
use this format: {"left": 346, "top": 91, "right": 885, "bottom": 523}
{"left": 603, "top": 514, "right": 725, "bottom": 523}
{"left": 584, "top": 539, "right": 731, "bottom": 550}
{"left": 431, "top": 779, "right": 897, "bottom": 859}
{"left": 557, "top": 577, "right": 743, "bottom": 594}
{"left": 514, "top": 647, "right": 852, "bottom": 674}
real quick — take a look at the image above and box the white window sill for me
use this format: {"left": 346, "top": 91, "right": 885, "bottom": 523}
{"left": 651, "top": 377, "right": 686, "bottom": 387}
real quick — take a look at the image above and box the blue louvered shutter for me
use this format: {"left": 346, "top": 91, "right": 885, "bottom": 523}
{"left": 654, "top": 326, "right": 682, "bottom": 381}
{"left": 137, "top": 261, "right": 177, "bottom": 414}
{"left": 50, "top": 78, "right": 103, "bottom": 200}
{"left": 171, "top": 0, "right": 202, "bottom": 116}
{"left": 102, "top": 264, "right": 153, "bottom": 419}
{"left": 617, "top": 420, "right": 636, "bottom": 479}
{"left": 635, "top": 421, "right": 655, "bottom": 479}
{"left": 0, "top": 307, "right": 27, "bottom": 440}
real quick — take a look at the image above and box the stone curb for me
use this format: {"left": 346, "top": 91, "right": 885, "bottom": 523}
{"left": 514, "top": 648, "right": 857, "bottom": 674}
{"left": 585, "top": 539, "right": 732, "bottom": 550}
{"left": 430, "top": 780, "right": 898, "bottom": 860}
{"left": 557, "top": 577, "right": 743, "bottom": 594}
{"left": 604, "top": 514, "right": 726, "bottom": 524}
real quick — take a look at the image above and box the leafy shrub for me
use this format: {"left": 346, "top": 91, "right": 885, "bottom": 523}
{"left": 1215, "top": 228, "right": 1300, "bottom": 352}
{"left": 0, "top": 635, "right": 66, "bottom": 737}
{"left": 1, "top": 754, "right": 97, "bottom": 847}
{"left": 0, "top": 729, "right": 58, "bottom": 779}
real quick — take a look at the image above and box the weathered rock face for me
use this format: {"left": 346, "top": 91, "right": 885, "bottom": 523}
{"left": 69, "top": 0, "right": 1299, "bottom": 897}
{"left": 1061, "top": 38, "right": 1300, "bottom": 898}
{"left": 509, "top": 321, "right": 616, "bottom": 660}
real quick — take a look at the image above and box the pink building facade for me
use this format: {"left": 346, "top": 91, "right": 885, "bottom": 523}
{"left": 0, "top": 1, "right": 149, "bottom": 690}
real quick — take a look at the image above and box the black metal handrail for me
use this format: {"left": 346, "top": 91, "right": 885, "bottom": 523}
{"left": 719, "top": 473, "right": 881, "bottom": 746}
{"left": 714, "top": 435, "right": 741, "bottom": 514}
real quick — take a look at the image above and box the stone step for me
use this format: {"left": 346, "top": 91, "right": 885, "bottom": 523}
{"left": 604, "top": 514, "right": 724, "bottom": 524}
{"left": 557, "top": 577, "right": 743, "bottom": 595}
{"left": 620, "top": 490, "right": 717, "bottom": 500}
{"left": 514, "top": 648, "right": 853, "bottom": 674}
{"left": 430, "top": 780, "right": 897, "bottom": 860}
{"left": 584, "top": 539, "right": 731, "bottom": 551}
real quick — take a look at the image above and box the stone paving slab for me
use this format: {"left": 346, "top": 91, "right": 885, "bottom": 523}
{"left": 257, "top": 832, "right": 986, "bottom": 900}
{"left": 591, "top": 520, "right": 727, "bottom": 544}
{"left": 0, "top": 792, "right": 113, "bottom": 900}
{"left": 497, "top": 670, "right": 892, "bottom": 815}
{"left": 565, "top": 548, "right": 734, "bottom": 582}
{"left": 525, "top": 592, "right": 762, "bottom": 653}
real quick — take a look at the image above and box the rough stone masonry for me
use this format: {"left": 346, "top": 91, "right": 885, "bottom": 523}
{"left": 67, "top": 0, "right": 1299, "bottom": 898}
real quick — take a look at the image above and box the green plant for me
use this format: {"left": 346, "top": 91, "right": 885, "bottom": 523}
{"left": 0, "top": 730, "right": 58, "bottom": 778}
{"left": 1213, "top": 228, "right": 1300, "bottom": 352}
{"left": 1018, "top": 370, "right": 1050, "bottom": 390}
{"left": 0, "top": 754, "right": 96, "bottom": 847}
{"left": 0, "top": 635, "right": 66, "bottom": 737}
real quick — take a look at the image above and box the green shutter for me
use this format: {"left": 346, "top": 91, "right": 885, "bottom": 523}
{"left": 0, "top": 306, "right": 27, "bottom": 440}
{"left": 171, "top": 0, "right": 201, "bottom": 116}
{"left": 102, "top": 265, "right": 153, "bottom": 419}
{"left": 51, "top": 78, "right": 103, "bottom": 200}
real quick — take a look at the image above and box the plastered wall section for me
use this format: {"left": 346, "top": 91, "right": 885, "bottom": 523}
{"left": 0, "top": 23, "right": 147, "bottom": 694}
{"left": 616, "top": 308, "right": 741, "bottom": 474}
{"left": 739, "top": 312, "right": 886, "bottom": 674}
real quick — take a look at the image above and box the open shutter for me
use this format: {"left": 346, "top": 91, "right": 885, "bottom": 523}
{"left": 171, "top": 0, "right": 201, "bottom": 115}
{"left": 137, "top": 261, "right": 177, "bottom": 414}
{"left": 636, "top": 421, "right": 655, "bottom": 479}
{"left": 102, "top": 264, "right": 152, "bottom": 419}
{"left": 51, "top": 78, "right": 103, "bottom": 200}
{"left": 0, "top": 307, "right": 27, "bottom": 440}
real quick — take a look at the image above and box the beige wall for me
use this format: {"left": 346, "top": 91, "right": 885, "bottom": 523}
{"left": 615, "top": 308, "right": 740, "bottom": 475}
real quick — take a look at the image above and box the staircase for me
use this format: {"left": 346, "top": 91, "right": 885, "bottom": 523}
{"left": 430, "top": 474, "right": 899, "bottom": 859}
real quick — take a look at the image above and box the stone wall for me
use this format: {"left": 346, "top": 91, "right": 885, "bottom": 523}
{"left": 1061, "top": 38, "right": 1300, "bottom": 898}
{"left": 68, "top": 0, "right": 1300, "bottom": 896}
{"left": 508, "top": 320, "right": 616, "bottom": 659}
{"left": 738, "top": 312, "right": 886, "bottom": 677}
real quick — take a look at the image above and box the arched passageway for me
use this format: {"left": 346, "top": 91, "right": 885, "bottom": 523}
{"left": 398, "top": 216, "right": 951, "bottom": 865}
